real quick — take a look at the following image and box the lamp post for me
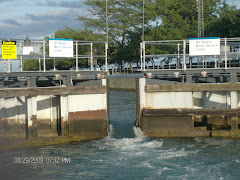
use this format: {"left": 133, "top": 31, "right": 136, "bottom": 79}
{"left": 142, "top": 0, "right": 145, "bottom": 42}
{"left": 106, "top": 0, "right": 108, "bottom": 44}
{"left": 197, "top": 0, "right": 204, "bottom": 38}
{"left": 105, "top": 0, "right": 108, "bottom": 72}
{"left": 141, "top": 0, "right": 145, "bottom": 71}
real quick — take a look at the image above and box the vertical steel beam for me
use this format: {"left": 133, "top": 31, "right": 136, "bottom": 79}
{"left": 105, "top": 42, "right": 108, "bottom": 72}
{"left": 43, "top": 40, "right": 46, "bottom": 72}
{"left": 8, "top": 59, "right": 10, "bottom": 72}
{"left": 177, "top": 43, "right": 180, "bottom": 69}
{"left": 225, "top": 38, "right": 228, "bottom": 69}
{"left": 38, "top": 58, "right": 41, "bottom": 71}
{"left": 90, "top": 43, "right": 93, "bottom": 71}
{"left": 4, "top": 59, "right": 6, "bottom": 72}
{"left": 140, "top": 42, "right": 143, "bottom": 70}
{"left": 183, "top": 40, "right": 187, "bottom": 71}
{"left": 198, "top": 0, "right": 204, "bottom": 38}
{"left": 20, "top": 42, "right": 23, "bottom": 71}
{"left": 143, "top": 42, "right": 146, "bottom": 71}
{"left": 76, "top": 41, "right": 79, "bottom": 72}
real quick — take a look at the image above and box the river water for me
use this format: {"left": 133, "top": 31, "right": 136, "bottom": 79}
{"left": 1, "top": 90, "right": 240, "bottom": 180}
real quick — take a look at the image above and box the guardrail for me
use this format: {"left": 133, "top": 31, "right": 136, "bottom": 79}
{"left": 0, "top": 38, "right": 108, "bottom": 72}
{"left": 140, "top": 37, "right": 240, "bottom": 71}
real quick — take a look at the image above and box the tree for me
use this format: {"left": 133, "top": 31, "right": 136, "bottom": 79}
{"left": 23, "top": 60, "right": 39, "bottom": 71}
{"left": 54, "top": 26, "right": 106, "bottom": 68}
{"left": 23, "top": 0, "right": 240, "bottom": 70}
{"left": 144, "top": 0, "right": 234, "bottom": 55}
{"left": 77, "top": 0, "right": 151, "bottom": 63}
{"left": 206, "top": 4, "right": 240, "bottom": 37}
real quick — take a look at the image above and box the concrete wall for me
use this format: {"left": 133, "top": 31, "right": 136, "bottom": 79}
{"left": 0, "top": 95, "right": 60, "bottom": 137}
{"left": 137, "top": 78, "right": 240, "bottom": 137}
{"left": 0, "top": 79, "right": 108, "bottom": 140}
{"left": 109, "top": 78, "right": 136, "bottom": 90}
{"left": 62, "top": 93, "right": 108, "bottom": 138}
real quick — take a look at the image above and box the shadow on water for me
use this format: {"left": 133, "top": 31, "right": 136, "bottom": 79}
{"left": 109, "top": 90, "right": 136, "bottom": 139}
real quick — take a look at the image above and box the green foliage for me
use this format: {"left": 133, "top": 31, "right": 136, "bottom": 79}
{"left": 77, "top": 0, "right": 147, "bottom": 63}
{"left": 23, "top": 60, "right": 39, "bottom": 71}
{"left": 206, "top": 4, "right": 240, "bottom": 37}
{"left": 23, "top": 0, "right": 240, "bottom": 70}
{"left": 144, "top": 0, "right": 236, "bottom": 55}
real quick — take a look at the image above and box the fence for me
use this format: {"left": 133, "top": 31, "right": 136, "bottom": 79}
{"left": 0, "top": 38, "right": 108, "bottom": 72}
{"left": 140, "top": 37, "right": 240, "bottom": 71}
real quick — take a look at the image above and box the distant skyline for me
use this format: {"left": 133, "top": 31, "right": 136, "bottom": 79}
{"left": 0, "top": 0, "right": 239, "bottom": 39}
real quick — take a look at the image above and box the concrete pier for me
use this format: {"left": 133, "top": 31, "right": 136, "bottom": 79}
{"left": 0, "top": 79, "right": 109, "bottom": 149}
{"left": 137, "top": 78, "right": 240, "bottom": 137}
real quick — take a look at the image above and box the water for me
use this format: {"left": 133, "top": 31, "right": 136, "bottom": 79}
{"left": 1, "top": 90, "right": 240, "bottom": 180}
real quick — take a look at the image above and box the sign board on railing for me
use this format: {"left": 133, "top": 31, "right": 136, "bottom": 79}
{"left": 2, "top": 40, "right": 17, "bottom": 59}
{"left": 49, "top": 39, "right": 73, "bottom": 57}
{"left": 189, "top": 37, "right": 220, "bottom": 56}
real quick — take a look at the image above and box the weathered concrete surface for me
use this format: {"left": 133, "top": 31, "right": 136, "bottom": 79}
{"left": 109, "top": 78, "right": 136, "bottom": 90}
{"left": 138, "top": 78, "right": 240, "bottom": 138}
{"left": 65, "top": 92, "right": 108, "bottom": 138}
{"left": 0, "top": 80, "right": 109, "bottom": 149}
{"left": 141, "top": 109, "right": 239, "bottom": 137}
{"left": 143, "top": 109, "right": 240, "bottom": 116}
{"left": 141, "top": 116, "right": 197, "bottom": 137}
{"left": 68, "top": 110, "right": 108, "bottom": 138}
{"left": 0, "top": 86, "right": 107, "bottom": 98}
{"left": 146, "top": 83, "right": 240, "bottom": 92}
{"left": 212, "top": 130, "right": 240, "bottom": 138}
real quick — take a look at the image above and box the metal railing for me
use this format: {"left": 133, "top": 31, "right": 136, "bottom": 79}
{"left": 140, "top": 37, "right": 240, "bottom": 71}
{"left": 0, "top": 39, "right": 108, "bottom": 72}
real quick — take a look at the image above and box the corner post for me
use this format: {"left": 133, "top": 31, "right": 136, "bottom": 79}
{"left": 137, "top": 78, "right": 146, "bottom": 128}
{"left": 230, "top": 90, "right": 238, "bottom": 131}
{"left": 183, "top": 40, "right": 187, "bottom": 71}
{"left": 105, "top": 42, "right": 108, "bottom": 73}
{"left": 143, "top": 41, "right": 146, "bottom": 71}
{"left": 224, "top": 38, "right": 228, "bottom": 69}
{"left": 76, "top": 41, "right": 79, "bottom": 71}
{"left": 43, "top": 40, "right": 46, "bottom": 72}
{"left": 27, "top": 96, "right": 38, "bottom": 138}
{"left": 60, "top": 95, "right": 69, "bottom": 136}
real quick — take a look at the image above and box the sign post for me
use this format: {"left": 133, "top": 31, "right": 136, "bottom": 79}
{"left": 2, "top": 40, "right": 17, "bottom": 72}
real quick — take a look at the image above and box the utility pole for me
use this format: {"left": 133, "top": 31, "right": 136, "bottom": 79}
{"left": 197, "top": 0, "right": 204, "bottom": 38}
{"left": 106, "top": 0, "right": 108, "bottom": 43}
{"left": 105, "top": 0, "right": 108, "bottom": 72}
{"left": 142, "top": 0, "right": 145, "bottom": 42}
{"left": 141, "top": 0, "right": 145, "bottom": 71}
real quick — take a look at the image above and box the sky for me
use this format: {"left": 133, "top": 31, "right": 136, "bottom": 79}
{"left": 0, "top": 0, "right": 88, "bottom": 39}
{"left": 0, "top": 0, "right": 239, "bottom": 40}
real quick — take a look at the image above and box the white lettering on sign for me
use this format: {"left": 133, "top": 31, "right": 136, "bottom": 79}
{"left": 189, "top": 37, "right": 220, "bottom": 56}
{"left": 49, "top": 39, "right": 73, "bottom": 57}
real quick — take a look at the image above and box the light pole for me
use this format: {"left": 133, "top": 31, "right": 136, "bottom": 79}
{"left": 106, "top": 0, "right": 108, "bottom": 43}
{"left": 197, "top": 0, "right": 204, "bottom": 38}
{"left": 53, "top": 33, "right": 56, "bottom": 71}
{"left": 142, "top": 0, "right": 145, "bottom": 42}
{"left": 141, "top": 0, "right": 145, "bottom": 71}
{"left": 105, "top": 0, "right": 108, "bottom": 72}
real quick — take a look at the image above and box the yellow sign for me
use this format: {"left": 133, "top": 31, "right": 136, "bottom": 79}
{"left": 2, "top": 41, "right": 17, "bottom": 59}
